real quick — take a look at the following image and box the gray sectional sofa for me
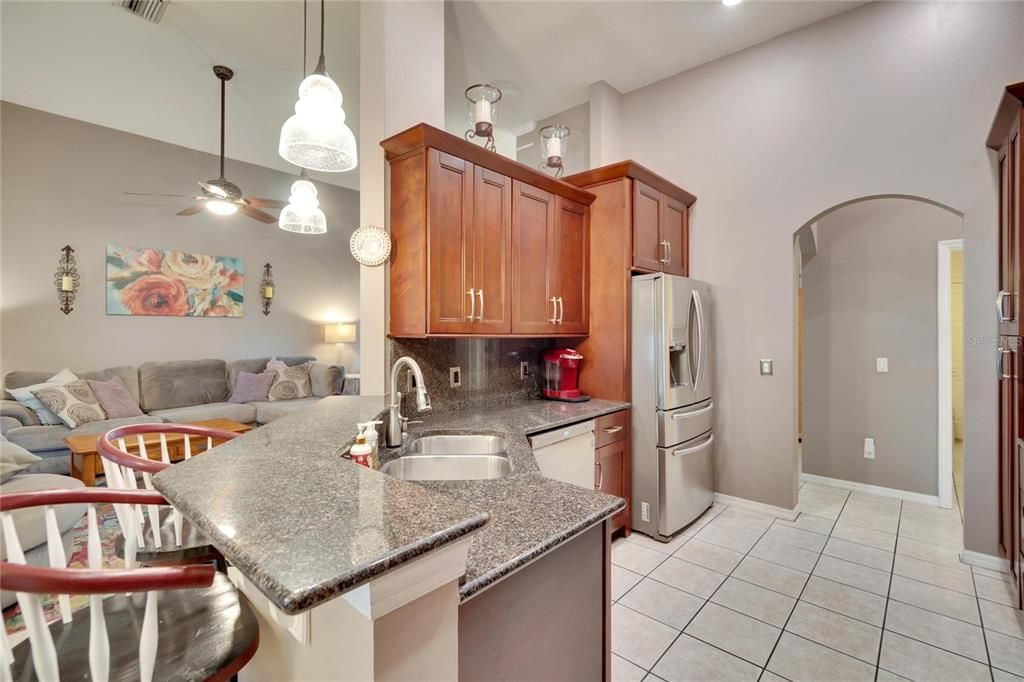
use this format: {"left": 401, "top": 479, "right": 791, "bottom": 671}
{"left": 1, "top": 356, "right": 350, "bottom": 475}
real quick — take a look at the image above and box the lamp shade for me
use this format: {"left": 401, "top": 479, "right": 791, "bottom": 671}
{"left": 279, "top": 178, "right": 327, "bottom": 234}
{"left": 279, "top": 74, "right": 358, "bottom": 172}
{"left": 325, "top": 322, "right": 357, "bottom": 344}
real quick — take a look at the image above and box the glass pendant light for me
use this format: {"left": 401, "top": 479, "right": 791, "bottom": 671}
{"left": 279, "top": 0, "right": 357, "bottom": 172}
{"left": 279, "top": 170, "right": 327, "bottom": 234}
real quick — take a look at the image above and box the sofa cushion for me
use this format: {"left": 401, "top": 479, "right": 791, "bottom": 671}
{"left": 149, "top": 401, "right": 256, "bottom": 424}
{"left": 5, "top": 366, "right": 140, "bottom": 405}
{"left": 249, "top": 398, "right": 318, "bottom": 424}
{"left": 4, "top": 415, "right": 164, "bottom": 454}
{"left": 0, "top": 473, "right": 86, "bottom": 561}
{"left": 227, "top": 356, "right": 316, "bottom": 398}
{"left": 0, "top": 435, "right": 41, "bottom": 483}
{"left": 310, "top": 363, "right": 344, "bottom": 398}
{"left": 139, "top": 359, "right": 228, "bottom": 412}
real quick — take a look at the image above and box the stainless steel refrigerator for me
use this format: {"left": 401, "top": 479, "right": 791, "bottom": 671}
{"left": 631, "top": 273, "right": 714, "bottom": 541}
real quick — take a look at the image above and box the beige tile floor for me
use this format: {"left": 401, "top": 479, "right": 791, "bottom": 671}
{"left": 611, "top": 481, "right": 1023, "bottom": 682}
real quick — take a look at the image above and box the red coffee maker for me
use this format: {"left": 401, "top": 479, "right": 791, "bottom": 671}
{"left": 542, "top": 348, "right": 591, "bottom": 402}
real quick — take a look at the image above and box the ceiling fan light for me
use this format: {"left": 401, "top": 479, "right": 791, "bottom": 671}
{"left": 279, "top": 179, "right": 327, "bottom": 234}
{"left": 279, "top": 74, "right": 357, "bottom": 172}
{"left": 207, "top": 200, "right": 238, "bottom": 216}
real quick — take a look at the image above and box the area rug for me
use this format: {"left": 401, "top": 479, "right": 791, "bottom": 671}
{"left": 3, "top": 503, "right": 124, "bottom": 636}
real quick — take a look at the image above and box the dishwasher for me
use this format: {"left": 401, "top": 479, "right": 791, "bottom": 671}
{"left": 528, "top": 420, "right": 596, "bottom": 490}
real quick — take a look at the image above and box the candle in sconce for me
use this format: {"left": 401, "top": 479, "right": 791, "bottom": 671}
{"left": 60, "top": 275, "right": 74, "bottom": 292}
{"left": 545, "top": 136, "right": 562, "bottom": 161}
{"left": 474, "top": 99, "right": 492, "bottom": 125}
{"left": 263, "top": 286, "right": 274, "bottom": 299}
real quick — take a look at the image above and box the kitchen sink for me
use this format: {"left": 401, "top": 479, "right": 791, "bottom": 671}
{"left": 381, "top": 434, "right": 512, "bottom": 481}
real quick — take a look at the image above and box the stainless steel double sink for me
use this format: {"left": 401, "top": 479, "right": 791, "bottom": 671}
{"left": 381, "top": 434, "right": 513, "bottom": 481}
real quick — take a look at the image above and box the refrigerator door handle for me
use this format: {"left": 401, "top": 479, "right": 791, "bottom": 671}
{"left": 672, "top": 433, "right": 714, "bottom": 457}
{"left": 671, "top": 402, "right": 714, "bottom": 420}
{"left": 693, "top": 289, "right": 707, "bottom": 391}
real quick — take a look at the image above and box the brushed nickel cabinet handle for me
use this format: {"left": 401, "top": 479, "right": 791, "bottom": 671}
{"left": 477, "top": 289, "right": 484, "bottom": 321}
{"left": 659, "top": 240, "right": 670, "bottom": 263}
{"left": 549, "top": 297, "right": 558, "bottom": 323}
{"left": 595, "top": 461, "right": 604, "bottom": 490}
{"left": 666, "top": 240, "right": 673, "bottom": 266}
{"left": 467, "top": 288, "right": 476, "bottom": 320}
{"left": 557, "top": 297, "right": 564, "bottom": 324}
{"left": 997, "top": 291, "right": 1012, "bottom": 322}
{"left": 602, "top": 425, "right": 624, "bottom": 434}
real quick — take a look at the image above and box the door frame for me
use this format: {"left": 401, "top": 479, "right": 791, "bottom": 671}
{"left": 937, "top": 238, "right": 963, "bottom": 510}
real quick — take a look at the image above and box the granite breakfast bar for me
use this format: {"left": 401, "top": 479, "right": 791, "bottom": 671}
{"left": 153, "top": 394, "right": 628, "bottom": 680}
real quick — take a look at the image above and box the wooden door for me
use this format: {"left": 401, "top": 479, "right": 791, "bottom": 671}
{"left": 472, "top": 166, "right": 512, "bottom": 334}
{"left": 553, "top": 196, "right": 589, "bottom": 335}
{"left": 632, "top": 180, "right": 663, "bottom": 272}
{"left": 661, "top": 195, "right": 688, "bottom": 276}
{"left": 595, "top": 439, "right": 629, "bottom": 533}
{"left": 512, "top": 181, "right": 557, "bottom": 334}
{"left": 427, "top": 150, "right": 475, "bottom": 334}
{"left": 999, "top": 338, "right": 1018, "bottom": 561}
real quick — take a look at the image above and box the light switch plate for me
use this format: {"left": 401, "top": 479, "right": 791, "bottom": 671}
{"left": 876, "top": 357, "right": 888, "bottom": 373}
{"left": 520, "top": 361, "right": 530, "bottom": 380}
{"left": 864, "top": 437, "right": 876, "bottom": 459}
{"left": 760, "top": 359, "right": 774, "bottom": 376}
{"left": 450, "top": 367, "right": 461, "bottom": 388}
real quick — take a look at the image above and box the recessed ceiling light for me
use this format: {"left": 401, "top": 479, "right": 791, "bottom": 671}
{"left": 723, "top": 0, "right": 743, "bottom": 6}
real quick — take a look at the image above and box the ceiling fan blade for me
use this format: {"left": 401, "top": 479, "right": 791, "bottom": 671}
{"left": 246, "top": 197, "right": 286, "bottom": 209}
{"left": 239, "top": 204, "right": 278, "bottom": 224}
{"left": 177, "top": 204, "right": 205, "bottom": 216}
{"left": 124, "top": 192, "right": 190, "bottom": 198}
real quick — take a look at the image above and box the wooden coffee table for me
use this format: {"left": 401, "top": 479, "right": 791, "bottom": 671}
{"left": 64, "top": 418, "right": 253, "bottom": 486}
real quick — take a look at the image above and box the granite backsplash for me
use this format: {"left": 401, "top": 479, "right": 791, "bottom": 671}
{"left": 389, "top": 338, "right": 560, "bottom": 412}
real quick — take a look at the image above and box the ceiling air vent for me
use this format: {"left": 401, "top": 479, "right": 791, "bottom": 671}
{"left": 115, "top": 0, "right": 168, "bottom": 24}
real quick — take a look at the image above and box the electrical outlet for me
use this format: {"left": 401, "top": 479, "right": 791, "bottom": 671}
{"left": 864, "top": 437, "right": 876, "bottom": 459}
{"left": 641, "top": 502, "right": 650, "bottom": 522}
{"left": 520, "top": 361, "right": 530, "bottom": 380}
{"left": 760, "top": 359, "right": 774, "bottom": 376}
{"left": 449, "top": 367, "right": 461, "bottom": 388}
{"left": 876, "top": 357, "right": 889, "bottom": 373}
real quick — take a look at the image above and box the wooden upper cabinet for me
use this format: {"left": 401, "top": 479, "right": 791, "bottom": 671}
{"left": 661, "top": 195, "right": 688, "bottom": 276}
{"left": 633, "top": 181, "right": 664, "bottom": 272}
{"left": 989, "top": 83, "right": 1024, "bottom": 337}
{"left": 554, "top": 197, "right": 589, "bottom": 334}
{"left": 427, "top": 150, "right": 474, "bottom": 334}
{"left": 512, "top": 181, "right": 557, "bottom": 335}
{"left": 383, "top": 123, "right": 595, "bottom": 338}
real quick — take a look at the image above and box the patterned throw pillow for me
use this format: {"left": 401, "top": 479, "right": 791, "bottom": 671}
{"left": 30, "top": 380, "right": 107, "bottom": 428}
{"left": 267, "top": 363, "right": 313, "bottom": 401}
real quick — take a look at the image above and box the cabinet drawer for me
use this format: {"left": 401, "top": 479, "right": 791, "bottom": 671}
{"left": 595, "top": 410, "right": 629, "bottom": 449}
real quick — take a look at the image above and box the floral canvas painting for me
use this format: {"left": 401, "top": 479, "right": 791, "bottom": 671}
{"left": 106, "top": 245, "right": 244, "bottom": 317}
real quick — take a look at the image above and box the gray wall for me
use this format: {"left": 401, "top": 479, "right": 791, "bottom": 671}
{"left": 0, "top": 103, "right": 361, "bottom": 374}
{"left": 801, "top": 198, "right": 962, "bottom": 495}
{"left": 612, "top": 1, "right": 1021, "bottom": 555}
{"left": 515, "top": 102, "right": 590, "bottom": 178}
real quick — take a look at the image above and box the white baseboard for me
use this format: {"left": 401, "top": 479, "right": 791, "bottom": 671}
{"left": 960, "top": 550, "right": 1010, "bottom": 573}
{"left": 800, "top": 473, "right": 941, "bottom": 508}
{"left": 714, "top": 492, "right": 799, "bottom": 521}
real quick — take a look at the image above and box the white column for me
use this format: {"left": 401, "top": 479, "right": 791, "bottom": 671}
{"left": 359, "top": 1, "right": 445, "bottom": 396}
{"left": 588, "top": 80, "right": 623, "bottom": 167}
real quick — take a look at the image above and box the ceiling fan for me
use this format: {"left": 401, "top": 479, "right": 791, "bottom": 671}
{"left": 127, "top": 65, "right": 284, "bottom": 223}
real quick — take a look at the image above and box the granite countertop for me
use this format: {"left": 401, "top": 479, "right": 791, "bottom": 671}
{"left": 153, "top": 396, "right": 489, "bottom": 615}
{"left": 154, "top": 395, "right": 629, "bottom": 612}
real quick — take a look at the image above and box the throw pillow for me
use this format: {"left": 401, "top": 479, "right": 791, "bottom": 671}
{"left": 31, "top": 381, "right": 107, "bottom": 429}
{"left": 0, "top": 435, "right": 41, "bottom": 483}
{"left": 87, "top": 377, "right": 143, "bottom": 419}
{"left": 267, "top": 362, "right": 313, "bottom": 401}
{"left": 265, "top": 356, "right": 287, "bottom": 371}
{"left": 7, "top": 368, "right": 79, "bottom": 426}
{"left": 230, "top": 371, "right": 276, "bottom": 404}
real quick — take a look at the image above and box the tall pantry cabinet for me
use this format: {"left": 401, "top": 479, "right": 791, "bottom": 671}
{"left": 989, "top": 81, "right": 1024, "bottom": 610}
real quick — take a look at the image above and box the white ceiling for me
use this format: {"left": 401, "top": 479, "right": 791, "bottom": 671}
{"left": 445, "top": 1, "right": 865, "bottom": 133}
{"left": 1, "top": 1, "right": 361, "bottom": 191}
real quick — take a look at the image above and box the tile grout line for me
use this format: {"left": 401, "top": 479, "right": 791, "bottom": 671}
{"left": 970, "top": 569, "right": 997, "bottom": 682}
{"left": 874, "top": 498, "right": 902, "bottom": 681}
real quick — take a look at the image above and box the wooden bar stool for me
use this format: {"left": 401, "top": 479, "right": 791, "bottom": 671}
{"left": 0, "top": 487, "right": 258, "bottom": 681}
{"left": 97, "top": 424, "right": 240, "bottom": 567}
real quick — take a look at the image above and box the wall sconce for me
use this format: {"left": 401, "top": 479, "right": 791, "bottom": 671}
{"left": 465, "top": 83, "right": 502, "bottom": 152}
{"left": 54, "top": 244, "right": 79, "bottom": 315}
{"left": 539, "top": 125, "right": 570, "bottom": 178}
{"left": 260, "top": 263, "right": 275, "bottom": 316}
{"left": 324, "top": 322, "right": 357, "bottom": 365}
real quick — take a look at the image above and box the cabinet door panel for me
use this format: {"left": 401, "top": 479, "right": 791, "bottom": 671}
{"left": 632, "top": 180, "right": 663, "bottom": 272}
{"left": 596, "top": 439, "right": 629, "bottom": 533}
{"left": 512, "top": 181, "right": 557, "bottom": 334}
{"left": 661, "top": 196, "right": 688, "bottom": 276}
{"left": 999, "top": 339, "right": 1018, "bottom": 561}
{"left": 473, "top": 167, "right": 512, "bottom": 333}
{"left": 427, "top": 150, "right": 474, "bottom": 334}
{"left": 554, "top": 196, "right": 589, "bottom": 334}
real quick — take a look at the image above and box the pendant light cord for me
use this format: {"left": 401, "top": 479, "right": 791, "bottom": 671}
{"left": 219, "top": 75, "right": 225, "bottom": 179}
{"left": 320, "top": 0, "right": 325, "bottom": 59}
{"left": 302, "top": 0, "right": 307, "bottom": 78}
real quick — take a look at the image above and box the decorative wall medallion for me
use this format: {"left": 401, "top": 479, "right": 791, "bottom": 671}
{"left": 260, "top": 263, "right": 275, "bottom": 316}
{"left": 106, "top": 245, "right": 244, "bottom": 317}
{"left": 350, "top": 225, "right": 391, "bottom": 266}
{"left": 55, "top": 244, "right": 80, "bottom": 315}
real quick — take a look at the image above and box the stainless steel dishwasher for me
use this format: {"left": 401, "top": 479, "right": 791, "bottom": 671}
{"left": 528, "top": 420, "right": 596, "bottom": 490}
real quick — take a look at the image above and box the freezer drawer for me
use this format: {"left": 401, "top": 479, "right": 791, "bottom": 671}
{"left": 658, "top": 399, "right": 713, "bottom": 448}
{"left": 658, "top": 432, "right": 714, "bottom": 536}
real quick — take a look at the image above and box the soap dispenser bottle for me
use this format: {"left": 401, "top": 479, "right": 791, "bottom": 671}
{"left": 350, "top": 434, "right": 372, "bottom": 468}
